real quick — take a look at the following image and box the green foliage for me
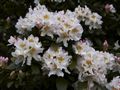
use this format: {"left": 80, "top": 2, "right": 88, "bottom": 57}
{"left": 56, "top": 78, "right": 68, "bottom": 90}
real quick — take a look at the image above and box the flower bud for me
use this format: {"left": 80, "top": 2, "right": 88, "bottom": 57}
{"left": 36, "top": 21, "right": 43, "bottom": 29}
{"left": 103, "top": 40, "right": 109, "bottom": 51}
{"left": 115, "top": 56, "right": 120, "bottom": 64}
{"left": 0, "top": 56, "right": 9, "bottom": 68}
{"left": 105, "top": 4, "right": 116, "bottom": 13}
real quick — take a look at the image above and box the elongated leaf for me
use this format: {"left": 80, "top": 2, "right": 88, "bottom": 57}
{"left": 56, "top": 78, "right": 68, "bottom": 90}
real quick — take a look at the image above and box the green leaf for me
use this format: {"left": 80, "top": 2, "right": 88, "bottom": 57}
{"left": 7, "top": 63, "right": 17, "bottom": 70}
{"left": 56, "top": 78, "right": 68, "bottom": 90}
{"left": 7, "top": 81, "right": 14, "bottom": 88}
{"left": 73, "top": 81, "right": 88, "bottom": 90}
{"left": 31, "top": 65, "right": 40, "bottom": 75}
{"left": 7, "top": 62, "right": 21, "bottom": 70}
{"left": 117, "top": 29, "right": 120, "bottom": 36}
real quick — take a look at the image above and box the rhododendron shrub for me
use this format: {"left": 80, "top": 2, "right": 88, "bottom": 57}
{"left": 0, "top": 0, "right": 120, "bottom": 90}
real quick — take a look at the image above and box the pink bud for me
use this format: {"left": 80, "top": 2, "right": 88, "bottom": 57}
{"left": 8, "top": 36, "right": 17, "bottom": 45}
{"left": 115, "top": 56, "right": 120, "bottom": 64}
{"left": 105, "top": 4, "right": 116, "bottom": 13}
{"left": 36, "top": 21, "right": 43, "bottom": 29}
{"left": 0, "top": 56, "right": 9, "bottom": 68}
{"left": 103, "top": 40, "right": 109, "bottom": 51}
{"left": 105, "top": 4, "right": 110, "bottom": 13}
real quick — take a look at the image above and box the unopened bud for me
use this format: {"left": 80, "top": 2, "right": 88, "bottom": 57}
{"left": 19, "top": 70, "right": 23, "bottom": 74}
{"left": 103, "top": 40, "right": 109, "bottom": 51}
{"left": 105, "top": 4, "right": 110, "bottom": 13}
{"left": 36, "top": 21, "right": 43, "bottom": 29}
{"left": 115, "top": 56, "right": 120, "bottom": 64}
{"left": 19, "top": 70, "right": 24, "bottom": 77}
{"left": 10, "top": 71, "right": 15, "bottom": 77}
{"left": 6, "top": 17, "right": 10, "bottom": 23}
{"left": 105, "top": 4, "right": 116, "bottom": 13}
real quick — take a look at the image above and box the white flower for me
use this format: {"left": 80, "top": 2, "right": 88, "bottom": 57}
{"left": 15, "top": 4, "right": 49, "bottom": 34}
{"left": 69, "top": 24, "right": 83, "bottom": 41}
{"left": 56, "top": 10, "right": 83, "bottom": 47}
{"left": 106, "top": 76, "right": 120, "bottom": 90}
{"left": 15, "top": 17, "right": 35, "bottom": 34}
{"left": 10, "top": 35, "right": 44, "bottom": 65}
{"left": 40, "top": 24, "right": 55, "bottom": 38}
{"left": 8, "top": 36, "right": 17, "bottom": 45}
{"left": 42, "top": 46, "right": 72, "bottom": 77}
{"left": 15, "top": 4, "right": 84, "bottom": 47}
{"left": 77, "top": 51, "right": 108, "bottom": 85}
{"left": 73, "top": 40, "right": 95, "bottom": 55}
{"left": 75, "top": 5, "right": 103, "bottom": 30}
{"left": 109, "top": 4, "right": 116, "bottom": 13}
{"left": 85, "top": 12, "right": 103, "bottom": 29}
{"left": 99, "top": 51, "right": 115, "bottom": 70}
{"left": 75, "top": 41, "right": 115, "bottom": 85}
{"left": 15, "top": 3, "right": 102, "bottom": 47}
{"left": 75, "top": 5, "right": 91, "bottom": 21}
{"left": 40, "top": 11, "right": 53, "bottom": 24}
{"left": 114, "top": 40, "right": 120, "bottom": 50}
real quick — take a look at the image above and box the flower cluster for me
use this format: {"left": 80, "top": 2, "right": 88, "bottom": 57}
{"left": 0, "top": 56, "right": 9, "bottom": 68}
{"left": 15, "top": 4, "right": 103, "bottom": 47}
{"left": 42, "top": 46, "right": 72, "bottom": 77}
{"left": 7, "top": 2, "right": 120, "bottom": 88}
{"left": 111, "top": 56, "right": 120, "bottom": 73}
{"left": 106, "top": 76, "right": 120, "bottom": 90}
{"left": 16, "top": 4, "right": 83, "bottom": 47}
{"left": 73, "top": 40, "right": 115, "bottom": 85}
{"left": 8, "top": 35, "right": 72, "bottom": 77}
{"left": 55, "top": 11, "right": 83, "bottom": 47}
{"left": 75, "top": 5, "right": 103, "bottom": 29}
{"left": 8, "top": 35, "right": 44, "bottom": 65}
